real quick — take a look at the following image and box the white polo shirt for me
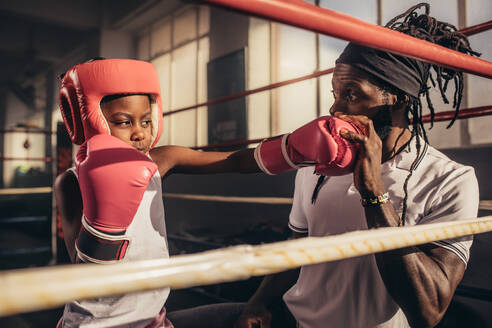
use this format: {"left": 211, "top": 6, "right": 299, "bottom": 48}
{"left": 283, "top": 138, "right": 479, "bottom": 328}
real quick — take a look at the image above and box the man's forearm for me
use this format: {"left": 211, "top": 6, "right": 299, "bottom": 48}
{"left": 248, "top": 268, "right": 300, "bottom": 306}
{"left": 364, "top": 202, "right": 458, "bottom": 327}
{"left": 374, "top": 246, "right": 456, "bottom": 327}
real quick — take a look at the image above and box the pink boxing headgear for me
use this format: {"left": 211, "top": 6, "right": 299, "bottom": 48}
{"left": 59, "top": 59, "right": 163, "bottom": 149}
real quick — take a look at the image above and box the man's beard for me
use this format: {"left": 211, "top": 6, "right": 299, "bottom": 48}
{"left": 372, "top": 107, "right": 393, "bottom": 140}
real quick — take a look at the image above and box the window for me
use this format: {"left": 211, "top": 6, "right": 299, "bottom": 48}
{"left": 137, "top": 5, "right": 210, "bottom": 147}
{"left": 466, "top": 0, "right": 492, "bottom": 144}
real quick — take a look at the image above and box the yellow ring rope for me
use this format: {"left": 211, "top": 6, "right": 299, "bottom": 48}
{"left": 1, "top": 216, "right": 491, "bottom": 317}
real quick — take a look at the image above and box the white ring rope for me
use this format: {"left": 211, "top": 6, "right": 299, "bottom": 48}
{"left": 1, "top": 189, "right": 491, "bottom": 211}
{"left": 165, "top": 193, "right": 492, "bottom": 211}
{"left": 163, "top": 193, "right": 293, "bottom": 204}
{"left": 1, "top": 216, "right": 491, "bottom": 317}
{"left": 478, "top": 200, "right": 492, "bottom": 211}
{"left": 0, "top": 187, "right": 52, "bottom": 195}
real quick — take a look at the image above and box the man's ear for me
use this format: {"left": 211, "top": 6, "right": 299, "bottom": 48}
{"left": 397, "top": 94, "right": 409, "bottom": 104}
{"left": 382, "top": 89, "right": 400, "bottom": 107}
{"left": 393, "top": 93, "right": 409, "bottom": 110}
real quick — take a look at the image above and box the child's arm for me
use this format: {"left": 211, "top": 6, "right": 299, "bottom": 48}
{"left": 54, "top": 170, "right": 83, "bottom": 263}
{"left": 150, "top": 146, "right": 256, "bottom": 176}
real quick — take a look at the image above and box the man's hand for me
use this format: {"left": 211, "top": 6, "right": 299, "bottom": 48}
{"left": 234, "top": 303, "right": 272, "bottom": 328}
{"left": 335, "top": 112, "right": 386, "bottom": 198}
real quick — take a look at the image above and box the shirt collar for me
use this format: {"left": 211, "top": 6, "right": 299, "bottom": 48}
{"left": 391, "top": 135, "right": 429, "bottom": 172}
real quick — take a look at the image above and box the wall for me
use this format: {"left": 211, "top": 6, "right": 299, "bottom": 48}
{"left": 99, "top": 29, "right": 134, "bottom": 59}
{"left": 466, "top": 0, "right": 492, "bottom": 145}
{"left": 209, "top": 7, "right": 249, "bottom": 61}
{"left": 138, "top": 5, "right": 211, "bottom": 148}
{"left": 247, "top": 17, "right": 271, "bottom": 142}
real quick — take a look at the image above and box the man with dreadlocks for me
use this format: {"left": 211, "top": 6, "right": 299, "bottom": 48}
{"left": 235, "top": 3, "right": 480, "bottom": 328}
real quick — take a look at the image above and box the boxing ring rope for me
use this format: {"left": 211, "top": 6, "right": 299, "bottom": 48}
{"left": 163, "top": 192, "right": 294, "bottom": 205}
{"left": 0, "top": 157, "right": 52, "bottom": 162}
{"left": 165, "top": 19, "right": 492, "bottom": 118}
{"left": 163, "top": 193, "right": 492, "bottom": 214}
{"left": 0, "top": 185, "right": 489, "bottom": 211}
{"left": 420, "top": 105, "right": 492, "bottom": 123}
{"left": 159, "top": 13, "right": 492, "bottom": 150}
{"left": 204, "top": 0, "right": 492, "bottom": 78}
{"left": 0, "top": 187, "right": 52, "bottom": 196}
{"left": 2, "top": 187, "right": 491, "bottom": 210}
{"left": 164, "top": 192, "right": 492, "bottom": 212}
{"left": 163, "top": 67, "right": 335, "bottom": 117}
{"left": 460, "top": 20, "right": 492, "bottom": 36}
{"left": 0, "top": 129, "right": 54, "bottom": 135}
{"left": 480, "top": 201, "right": 492, "bottom": 211}
{"left": 193, "top": 105, "right": 492, "bottom": 150}
{"left": 0, "top": 216, "right": 491, "bottom": 317}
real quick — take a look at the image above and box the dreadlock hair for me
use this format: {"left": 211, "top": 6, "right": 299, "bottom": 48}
{"left": 386, "top": 3, "right": 480, "bottom": 132}
{"left": 386, "top": 3, "right": 479, "bottom": 225}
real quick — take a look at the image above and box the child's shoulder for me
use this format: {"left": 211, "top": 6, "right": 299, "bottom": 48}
{"left": 54, "top": 169, "right": 80, "bottom": 197}
{"left": 149, "top": 145, "right": 181, "bottom": 175}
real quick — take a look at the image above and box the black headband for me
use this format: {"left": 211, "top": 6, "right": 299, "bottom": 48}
{"left": 336, "top": 43, "right": 428, "bottom": 98}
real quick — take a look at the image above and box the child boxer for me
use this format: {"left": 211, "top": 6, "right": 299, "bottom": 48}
{"left": 54, "top": 58, "right": 364, "bottom": 327}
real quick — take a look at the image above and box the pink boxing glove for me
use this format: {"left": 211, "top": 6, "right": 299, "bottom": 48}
{"left": 75, "top": 134, "right": 158, "bottom": 263}
{"left": 254, "top": 116, "right": 365, "bottom": 176}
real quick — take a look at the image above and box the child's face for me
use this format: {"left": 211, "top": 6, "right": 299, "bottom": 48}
{"left": 101, "top": 95, "right": 153, "bottom": 153}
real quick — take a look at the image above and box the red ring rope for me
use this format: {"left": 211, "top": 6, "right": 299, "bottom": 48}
{"left": 420, "top": 105, "right": 492, "bottom": 123}
{"left": 460, "top": 20, "right": 492, "bottom": 36}
{"left": 165, "top": 20, "right": 492, "bottom": 117}
{"left": 163, "top": 68, "right": 335, "bottom": 117}
{"left": 193, "top": 105, "right": 492, "bottom": 150}
{"left": 203, "top": 0, "right": 492, "bottom": 78}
